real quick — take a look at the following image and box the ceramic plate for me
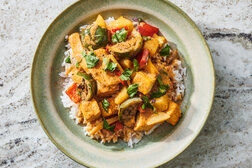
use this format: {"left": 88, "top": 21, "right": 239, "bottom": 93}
{"left": 31, "top": 0, "right": 215, "bottom": 167}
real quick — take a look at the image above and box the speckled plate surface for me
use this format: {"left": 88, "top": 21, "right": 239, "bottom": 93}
{"left": 31, "top": 0, "right": 215, "bottom": 167}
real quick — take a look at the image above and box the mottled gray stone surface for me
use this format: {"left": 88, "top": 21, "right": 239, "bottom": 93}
{"left": 0, "top": 0, "right": 251, "bottom": 167}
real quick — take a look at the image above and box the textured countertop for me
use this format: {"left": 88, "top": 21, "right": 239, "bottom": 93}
{"left": 0, "top": 0, "right": 251, "bottom": 167}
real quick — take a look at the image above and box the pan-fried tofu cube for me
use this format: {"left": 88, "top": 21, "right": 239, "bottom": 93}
{"left": 166, "top": 101, "right": 181, "bottom": 125}
{"left": 100, "top": 98, "right": 118, "bottom": 118}
{"left": 96, "top": 81, "right": 119, "bottom": 97}
{"left": 79, "top": 98, "right": 101, "bottom": 122}
{"left": 133, "top": 71, "right": 156, "bottom": 95}
{"left": 152, "top": 94, "right": 169, "bottom": 112}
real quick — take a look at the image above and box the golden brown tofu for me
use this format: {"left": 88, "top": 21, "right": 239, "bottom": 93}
{"left": 152, "top": 94, "right": 169, "bottom": 112}
{"left": 134, "top": 109, "right": 154, "bottom": 131}
{"left": 80, "top": 49, "right": 121, "bottom": 86}
{"left": 133, "top": 71, "right": 156, "bottom": 95}
{"left": 96, "top": 81, "right": 119, "bottom": 97}
{"left": 79, "top": 98, "right": 101, "bottom": 122}
{"left": 166, "top": 101, "right": 181, "bottom": 126}
{"left": 100, "top": 98, "right": 118, "bottom": 118}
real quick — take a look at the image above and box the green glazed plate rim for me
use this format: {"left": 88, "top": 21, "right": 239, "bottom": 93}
{"left": 31, "top": 0, "right": 215, "bottom": 167}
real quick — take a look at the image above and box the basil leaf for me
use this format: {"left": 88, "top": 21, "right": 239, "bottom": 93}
{"left": 112, "top": 28, "right": 128, "bottom": 44}
{"left": 150, "top": 90, "right": 166, "bottom": 99}
{"left": 115, "top": 28, "right": 128, "bottom": 42}
{"left": 120, "top": 69, "right": 133, "bottom": 81}
{"left": 82, "top": 50, "right": 86, "bottom": 57}
{"left": 133, "top": 59, "right": 139, "bottom": 72}
{"left": 103, "top": 58, "right": 117, "bottom": 72}
{"left": 103, "top": 118, "right": 115, "bottom": 132}
{"left": 83, "top": 52, "right": 99, "bottom": 68}
{"left": 108, "top": 62, "right": 117, "bottom": 72}
{"left": 106, "top": 62, "right": 117, "bottom": 72}
{"left": 156, "top": 75, "right": 169, "bottom": 93}
{"left": 65, "top": 56, "right": 71, "bottom": 63}
{"left": 157, "top": 75, "right": 163, "bottom": 85}
{"left": 75, "top": 61, "right": 80, "bottom": 68}
{"left": 77, "top": 89, "right": 81, "bottom": 96}
{"left": 94, "top": 26, "right": 108, "bottom": 47}
{"left": 141, "top": 95, "right": 155, "bottom": 110}
{"left": 112, "top": 34, "right": 119, "bottom": 43}
{"left": 160, "top": 44, "right": 171, "bottom": 56}
{"left": 127, "top": 83, "right": 139, "bottom": 97}
{"left": 102, "top": 57, "right": 110, "bottom": 70}
{"left": 159, "top": 84, "right": 169, "bottom": 91}
{"left": 102, "top": 99, "right": 110, "bottom": 112}
{"left": 142, "top": 103, "right": 146, "bottom": 109}
{"left": 77, "top": 72, "right": 92, "bottom": 80}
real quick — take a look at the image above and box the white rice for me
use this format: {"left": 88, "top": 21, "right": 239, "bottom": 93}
{"left": 173, "top": 60, "right": 187, "bottom": 97}
{"left": 128, "top": 133, "right": 143, "bottom": 148}
{"left": 104, "top": 17, "right": 115, "bottom": 25}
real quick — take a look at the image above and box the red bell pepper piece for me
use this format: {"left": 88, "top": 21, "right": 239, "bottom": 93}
{"left": 65, "top": 83, "right": 81, "bottom": 103}
{"left": 136, "top": 48, "right": 150, "bottom": 69}
{"left": 114, "top": 121, "right": 124, "bottom": 131}
{"left": 114, "top": 69, "right": 125, "bottom": 85}
{"left": 110, "top": 26, "right": 128, "bottom": 35}
{"left": 138, "top": 22, "right": 159, "bottom": 37}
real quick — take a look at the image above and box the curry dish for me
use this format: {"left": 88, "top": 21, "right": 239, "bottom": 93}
{"left": 60, "top": 15, "right": 186, "bottom": 147}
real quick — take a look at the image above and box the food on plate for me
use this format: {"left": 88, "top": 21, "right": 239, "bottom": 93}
{"left": 60, "top": 15, "right": 186, "bottom": 147}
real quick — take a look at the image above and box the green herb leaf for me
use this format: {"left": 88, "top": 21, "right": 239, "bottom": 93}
{"left": 155, "top": 75, "right": 170, "bottom": 95}
{"left": 77, "top": 72, "right": 92, "bottom": 80}
{"left": 150, "top": 90, "right": 166, "bottom": 99}
{"left": 120, "top": 69, "right": 133, "bottom": 81}
{"left": 102, "top": 99, "right": 110, "bottom": 112}
{"left": 77, "top": 89, "right": 81, "bottom": 96}
{"left": 143, "top": 36, "right": 151, "bottom": 41}
{"left": 127, "top": 83, "right": 139, "bottom": 97}
{"left": 102, "top": 58, "right": 110, "bottom": 70}
{"left": 112, "top": 34, "right": 119, "bottom": 43}
{"left": 116, "top": 28, "right": 128, "bottom": 42}
{"left": 142, "top": 103, "right": 146, "bottom": 110}
{"left": 157, "top": 75, "right": 163, "bottom": 85}
{"left": 94, "top": 26, "right": 108, "bottom": 47}
{"left": 159, "top": 84, "right": 169, "bottom": 91}
{"left": 103, "top": 118, "right": 115, "bottom": 132}
{"left": 141, "top": 95, "right": 155, "bottom": 110}
{"left": 112, "top": 28, "right": 128, "bottom": 44}
{"left": 106, "top": 62, "right": 118, "bottom": 72}
{"left": 75, "top": 61, "right": 80, "bottom": 68}
{"left": 160, "top": 44, "right": 171, "bottom": 56}
{"left": 82, "top": 52, "right": 99, "bottom": 68}
{"left": 82, "top": 50, "right": 86, "bottom": 57}
{"left": 65, "top": 56, "right": 71, "bottom": 63}
{"left": 133, "top": 59, "right": 139, "bottom": 72}
{"left": 103, "top": 58, "right": 117, "bottom": 72}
